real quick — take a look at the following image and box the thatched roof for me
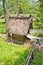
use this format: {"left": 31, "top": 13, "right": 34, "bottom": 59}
{"left": 6, "top": 14, "right": 33, "bottom": 35}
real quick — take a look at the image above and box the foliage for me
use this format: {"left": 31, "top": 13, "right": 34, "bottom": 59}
{"left": 32, "top": 0, "right": 43, "bottom": 30}
{"left": 0, "top": 0, "right": 43, "bottom": 30}
{"left": 0, "top": 0, "right": 37, "bottom": 15}
{"left": 39, "top": 0, "right": 43, "bottom": 19}
{"left": 6, "top": 0, "right": 35, "bottom": 14}
{"left": 33, "top": 19, "right": 43, "bottom": 30}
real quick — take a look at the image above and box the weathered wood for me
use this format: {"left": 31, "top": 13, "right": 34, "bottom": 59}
{"left": 31, "top": 52, "right": 34, "bottom": 59}
{"left": 26, "top": 34, "right": 43, "bottom": 40}
{"left": 26, "top": 34, "right": 43, "bottom": 45}
{"left": 26, "top": 34, "right": 43, "bottom": 52}
{"left": 24, "top": 45, "right": 36, "bottom": 65}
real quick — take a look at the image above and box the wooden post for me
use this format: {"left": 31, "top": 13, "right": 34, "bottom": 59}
{"left": 31, "top": 52, "right": 34, "bottom": 59}
{"left": 10, "top": 33, "right": 12, "bottom": 43}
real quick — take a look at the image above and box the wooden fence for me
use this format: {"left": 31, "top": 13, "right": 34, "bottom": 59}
{"left": 24, "top": 45, "right": 36, "bottom": 65}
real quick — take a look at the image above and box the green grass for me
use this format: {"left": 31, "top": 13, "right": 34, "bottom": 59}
{"left": 0, "top": 19, "right": 6, "bottom": 33}
{"left": 0, "top": 37, "right": 30, "bottom": 65}
{"left": 30, "top": 50, "right": 43, "bottom": 65}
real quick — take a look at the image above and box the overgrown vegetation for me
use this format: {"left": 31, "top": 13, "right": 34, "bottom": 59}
{"left": 0, "top": 37, "right": 30, "bottom": 65}
{"left": 30, "top": 50, "right": 43, "bottom": 65}
{"left": 33, "top": 19, "right": 43, "bottom": 30}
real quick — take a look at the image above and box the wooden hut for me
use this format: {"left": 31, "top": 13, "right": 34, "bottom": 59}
{"left": 6, "top": 14, "right": 33, "bottom": 43}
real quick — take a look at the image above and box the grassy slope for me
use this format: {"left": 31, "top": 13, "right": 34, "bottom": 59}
{"left": 30, "top": 50, "right": 43, "bottom": 65}
{"left": 0, "top": 37, "right": 30, "bottom": 65}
